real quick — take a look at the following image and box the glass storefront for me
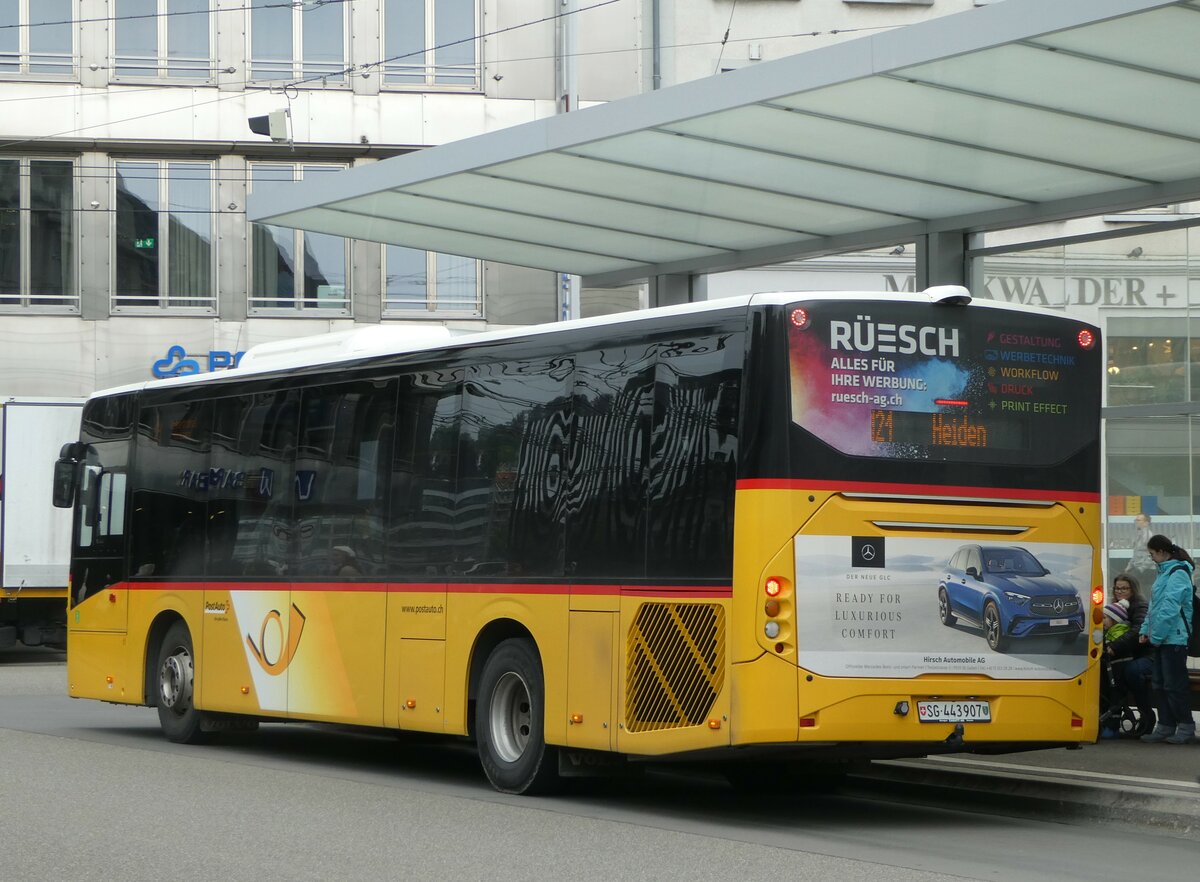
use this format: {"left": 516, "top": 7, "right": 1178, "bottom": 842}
{"left": 973, "top": 212, "right": 1200, "bottom": 589}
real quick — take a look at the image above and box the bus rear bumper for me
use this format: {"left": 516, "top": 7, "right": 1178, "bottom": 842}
{"left": 729, "top": 654, "right": 1097, "bottom": 749}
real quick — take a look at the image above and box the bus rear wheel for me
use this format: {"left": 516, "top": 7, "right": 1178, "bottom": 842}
{"left": 155, "top": 622, "right": 212, "bottom": 744}
{"left": 475, "top": 638, "right": 557, "bottom": 795}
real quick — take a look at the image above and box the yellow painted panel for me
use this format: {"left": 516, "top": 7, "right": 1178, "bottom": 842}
{"left": 200, "top": 588, "right": 263, "bottom": 715}
{"left": 288, "top": 590, "right": 386, "bottom": 725}
{"left": 72, "top": 585, "right": 128, "bottom": 633}
{"left": 729, "top": 652, "right": 798, "bottom": 745}
{"left": 67, "top": 630, "right": 131, "bottom": 701}
{"left": 397, "top": 638, "right": 446, "bottom": 733}
{"left": 565, "top": 611, "right": 615, "bottom": 750}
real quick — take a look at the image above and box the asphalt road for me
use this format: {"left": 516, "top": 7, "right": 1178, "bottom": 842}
{"left": 3, "top": 647, "right": 1198, "bottom": 882}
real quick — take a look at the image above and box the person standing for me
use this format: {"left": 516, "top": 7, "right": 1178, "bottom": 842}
{"left": 1138, "top": 534, "right": 1196, "bottom": 744}
{"left": 1125, "top": 513, "right": 1156, "bottom": 597}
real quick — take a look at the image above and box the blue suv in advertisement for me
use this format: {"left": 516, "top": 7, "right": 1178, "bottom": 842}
{"left": 938, "top": 545, "right": 1083, "bottom": 652}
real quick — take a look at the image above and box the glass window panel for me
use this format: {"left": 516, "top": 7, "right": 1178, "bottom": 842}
{"left": 29, "top": 160, "right": 73, "bottom": 305}
{"left": 29, "top": 0, "right": 72, "bottom": 75}
{"left": 1105, "top": 415, "right": 1200, "bottom": 583}
{"left": 167, "top": 0, "right": 211, "bottom": 78}
{"left": 0, "top": 1, "right": 19, "bottom": 73}
{"left": 166, "top": 162, "right": 212, "bottom": 307}
{"left": 434, "top": 253, "right": 476, "bottom": 311}
{"left": 384, "top": 244, "right": 427, "bottom": 309}
{"left": 302, "top": 231, "right": 346, "bottom": 307}
{"left": 300, "top": 167, "right": 345, "bottom": 308}
{"left": 251, "top": 0, "right": 292, "bottom": 80}
{"left": 115, "top": 162, "right": 160, "bottom": 307}
{"left": 301, "top": 1, "right": 343, "bottom": 80}
{"left": 115, "top": 0, "right": 158, "bottom": 77}
{"left": 384, "top": 0, "right": 425, "bottom": 84}
{"left": 1106, "top": 317, "right": 1191, "bottom": 407}
{"left": 250, "top": 165, "right": 296, "bottom": 307}
{"left": 434, "top": 0, "right": 474, "bottom": 85}
{"left": 0, "top": 159, "right": 19, "bottom": 303}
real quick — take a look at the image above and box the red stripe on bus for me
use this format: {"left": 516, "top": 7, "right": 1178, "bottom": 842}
{"left": 736, "top": 478, "right": 1099, "bottom": 502}
{"left": 115, "top": 580, "right": 730, "bottom": 598}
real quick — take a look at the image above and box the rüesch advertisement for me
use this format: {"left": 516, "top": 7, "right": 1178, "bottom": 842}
{"left": 787, "top": 302, "right": 1100, "bottom": 466}
{"left": 794, "top": 535, "right": 1092, "bottom": 680}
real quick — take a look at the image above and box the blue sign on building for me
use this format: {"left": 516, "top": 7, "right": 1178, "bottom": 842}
{"left": 152, "top": 345, "right": 246, "bottom": 378}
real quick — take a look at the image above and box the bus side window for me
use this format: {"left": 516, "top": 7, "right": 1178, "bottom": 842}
{"left": 566, "top": 345, "right": 656, "bottom": 580}
{"left": 390, "top": 370, "right": 462, "bottom": 577}
{"left": 647, "top": 332, "right": 745, "bottom": 580}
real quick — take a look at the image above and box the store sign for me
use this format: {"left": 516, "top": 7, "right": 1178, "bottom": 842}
{"left": 152, "top": 344, "right": 245, "bottom": 378}
{"left": 884, "top": 274, "right": 1183, "bottom": 307}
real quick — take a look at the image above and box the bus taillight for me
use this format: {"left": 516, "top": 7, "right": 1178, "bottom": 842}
{"left": 765, "top": 577, "right": 784, "bottom": 597}
{"left": 790, "top": 308, "right": 810, "bottom": 330}
{"left": 1090, "top": 587, "right": 1104, "bottom": 606}
{"left": 1077, "top": 328, "right": 1096, "bottom": 349}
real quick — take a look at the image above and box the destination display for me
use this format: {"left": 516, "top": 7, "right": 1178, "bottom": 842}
{"left": 788, "top": 301, "right": 1101, "bottom": 464}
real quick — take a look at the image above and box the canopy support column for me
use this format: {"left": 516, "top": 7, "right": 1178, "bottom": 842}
{"left": 649, "top": 273, "right": 703, "bottom": 307}
{"left": 915, "top": 231, "right": 969, "bottom": 290}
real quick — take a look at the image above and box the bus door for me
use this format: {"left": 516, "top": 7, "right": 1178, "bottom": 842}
{"left": 68, "top": 396, "right": 134, "bottom": 634}
{"left": 387, "top": 373, "right": 457, "bottom": 732}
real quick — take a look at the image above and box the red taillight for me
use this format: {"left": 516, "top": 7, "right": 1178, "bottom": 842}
{"left": 790, "top": 308, "right": 810, "bottom": 330}
{"left": 799, "top": 717, "right": 816, "bottom": 728}
{"left": 765, "top": 577, "right": 783, "bottom": 597}
{"left": 1091, "top": 587, "right": 1104, "bottom": 606}
{"left": 1077, "top": 328, "right": 1096, "bottom": 350}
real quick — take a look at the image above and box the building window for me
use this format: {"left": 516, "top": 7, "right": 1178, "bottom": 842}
{"left": 0, "top": 0, "right": 75, "bottom": 77}
{"left": 382, "top": 0, "right": 478, "bottom": 88}
{"left": 113, "top": 160, "right": 216, "bottom": 312}
{"left": 0, "top": 157, "right": 77, "bottom": 309}
{"left": 249, "top": 0, "right": 346, "bottom": 84}
{"left": 249, "top": 164, "right": 350, "bottom": 314}
{"left": 383, "top": 245, "right": 481, "bottom": 317}
{"left": 113, "top": 0, "right": 213, "bottom": 80}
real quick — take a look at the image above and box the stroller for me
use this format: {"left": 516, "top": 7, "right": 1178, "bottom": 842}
{"left": 1098, "top": 656, "right": 1152, "bottom": 738}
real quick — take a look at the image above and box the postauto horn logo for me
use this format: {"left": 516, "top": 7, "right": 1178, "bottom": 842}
{"left": 246, "top": 604, "right": 307, "bottom": 675}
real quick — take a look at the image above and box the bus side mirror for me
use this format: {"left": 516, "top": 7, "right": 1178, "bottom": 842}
{"left": 52, "top": 459, "right": 77, "bottom": 509}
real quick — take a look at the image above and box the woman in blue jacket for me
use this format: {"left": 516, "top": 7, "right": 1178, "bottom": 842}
{"left": 1138, "top": 535, "right": 1196, "bottom": 744}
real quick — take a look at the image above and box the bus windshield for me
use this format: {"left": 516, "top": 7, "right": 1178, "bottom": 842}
{"left": 787, "top": 299, "right": 1101, "bottom": 467}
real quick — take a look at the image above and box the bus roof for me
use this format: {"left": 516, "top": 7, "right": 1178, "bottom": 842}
{"left": 87, "top": 289, "right": 1082, "bottom": 402}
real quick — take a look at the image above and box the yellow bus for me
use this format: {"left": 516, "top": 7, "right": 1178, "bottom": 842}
{"left": 56, "top": 289, "right": 1104, "bottom": 793}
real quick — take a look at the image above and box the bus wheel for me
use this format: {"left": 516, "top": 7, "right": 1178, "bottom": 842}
{"left": 155, "top": 622, "right": 211, "bottom": 744}
{"left": 983, "top": 602, "right": 1007, "bottom": 653}
{"left": 475, "top": 638, "right": 557, "bottom": 795}
{"left": 937, "top": 588, "right": 956, "bottom": 626}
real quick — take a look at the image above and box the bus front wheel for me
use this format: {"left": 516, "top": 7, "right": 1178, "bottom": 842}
{"left": 155, "top": 622, "right": 211, "bottom": 744}
{"left": 475, "top": 638, "right": 557, "bottom": 795}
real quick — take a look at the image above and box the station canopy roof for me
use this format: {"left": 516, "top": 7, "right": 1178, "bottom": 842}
{"left": 248, "top": 0, "right": 1200, "bottom": 287}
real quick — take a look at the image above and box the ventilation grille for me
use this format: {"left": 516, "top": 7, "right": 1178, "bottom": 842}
{"left": 625, "top": 602, "right": 725, "bottom": 733}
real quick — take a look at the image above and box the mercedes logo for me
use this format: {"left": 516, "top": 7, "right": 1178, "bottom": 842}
{"left": 1052, "top": 598, "right": 1065, "bottom": 614}
{"left": 860, "top": 545, "right": 876, "bottom": 561}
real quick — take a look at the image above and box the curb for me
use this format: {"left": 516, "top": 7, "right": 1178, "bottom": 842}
{"left": 849, "top": 756, "right": 1200, "bottom": 837}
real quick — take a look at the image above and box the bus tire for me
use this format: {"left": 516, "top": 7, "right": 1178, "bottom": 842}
{"left": 155, "top": 622, "right": 212, "bottom": 745}
{"left": 982, "top": 601, "right": 1008, "bottom": 653}
{"left": 475, "top": 638, "right": 557, "bottom": 795}
{"left": 937, "top": 587, "right": 956, "bottom": 626}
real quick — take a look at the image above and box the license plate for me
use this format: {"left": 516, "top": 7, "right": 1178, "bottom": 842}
{"left": 1050, "top": 618, "right": 1069, "bottom": 627}
{"left": 916, "top": 700, "right": 991, "bottom": 723}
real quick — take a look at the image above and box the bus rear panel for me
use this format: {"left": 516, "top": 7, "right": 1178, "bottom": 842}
{"left": 729, "top": 296, "right": 1101, "bottom": 755}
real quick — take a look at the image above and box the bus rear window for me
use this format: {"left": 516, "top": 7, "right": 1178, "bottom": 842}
{"left": 787, "top": 300, "right": 1100, "bottom": 466}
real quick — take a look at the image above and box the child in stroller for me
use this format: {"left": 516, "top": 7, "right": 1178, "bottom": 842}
{"left": 1098, "top": 597, "right": 1155, "bottom": 738}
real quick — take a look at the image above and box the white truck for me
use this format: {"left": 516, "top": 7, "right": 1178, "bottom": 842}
{"left": 0, "top": 398, "right": 84, "bottom": 649}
